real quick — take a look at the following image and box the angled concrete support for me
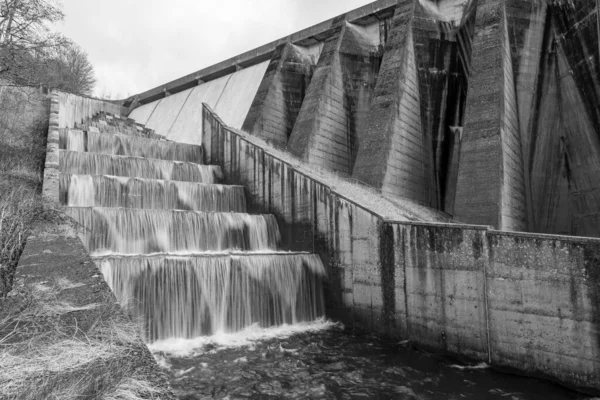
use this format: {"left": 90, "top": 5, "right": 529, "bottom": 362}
{"left": 454, "top": 0, "right": 528, "bottom": 231}
{"left": 352, "top": 0, "right": 430, "bottom": 203}
{"left": 242, "top": 43, "right": 317, "bottom": 146}
{"left": 287, "top": 19, "right": 383, "bottom": 174}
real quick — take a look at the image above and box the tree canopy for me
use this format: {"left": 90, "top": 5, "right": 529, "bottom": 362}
{"left": 0, "top": 0, "right": 96, "bottom": 95}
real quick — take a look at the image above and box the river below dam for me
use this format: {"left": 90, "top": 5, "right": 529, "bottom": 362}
{"left": 150, "top": 320, "right": 594, "bottom": 400}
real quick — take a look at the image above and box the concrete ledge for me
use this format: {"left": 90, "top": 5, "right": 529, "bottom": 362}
{"left": 11, "top": 231, "right": 175, "bottom": 398}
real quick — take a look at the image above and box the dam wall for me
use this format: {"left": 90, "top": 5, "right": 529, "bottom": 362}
{"left": 127, "top": 0, "right": 600, "bottom": 238}
{"left": 203, "top": 104, "right": 600, "bottom": 391}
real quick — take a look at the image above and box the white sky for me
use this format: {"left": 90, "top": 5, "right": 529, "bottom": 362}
{"left": 57, "top": 0, "right": 374, "bottom": 98}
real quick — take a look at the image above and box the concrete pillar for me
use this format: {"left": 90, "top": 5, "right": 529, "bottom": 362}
{"left": 454, "top": 0, "right": 528, "bottom": 231}
{"left": 287, "top": 20, "right": 383, "bottom": 175}
{"left": 352, "top": 0, "right": 430, "bottom": 203}
{"left": 504, "top": 0, "right": 548, "bottom": 232}
{"left": 242, "top": 43, "right": 317, "bottom": 147}
{"left": 411, "top": 0, "right": 477, "bottom": 212}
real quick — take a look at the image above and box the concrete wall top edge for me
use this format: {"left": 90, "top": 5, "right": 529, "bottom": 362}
{"left": 384, "top": 220, "right": 493, "bottom": 230}
{"left": 203, "top": 103, "right": 389, "bottom": 221}
{"left": 126, "top": 0, "right": 396, "bottom": 107}
{"left": 384, "top": 220, "right": 600, "bottom": 243}
{"left": 487, "top": 229, "right": 600, "bottom": 244}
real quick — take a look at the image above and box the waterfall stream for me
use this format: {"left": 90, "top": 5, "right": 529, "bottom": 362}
{"left": 59, "top": 126, "right": 327, "bottom": 342}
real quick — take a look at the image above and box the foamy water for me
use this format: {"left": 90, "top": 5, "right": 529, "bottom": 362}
{"left": 148, "top": 318, "right": 340, "bottom": 358}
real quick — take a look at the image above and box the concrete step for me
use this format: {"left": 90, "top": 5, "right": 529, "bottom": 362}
{"left": 59, "top": 174, "right": 246, "bottom": 212}
{"left": 65, "top": 207, "right": 281, "bottom": 255}
{"left": 59, "top": 150, "right": 221, "bottom": 183}
{"left": 76, "top": 111, "right": 161, "bottom": 139}
{"left": 93, "top": 252, "right": 326, "bottom": 341}
{"left": 60, "top": 129, "right": 203, "bottom": 163}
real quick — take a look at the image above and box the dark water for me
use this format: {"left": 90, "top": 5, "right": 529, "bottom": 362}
{"left": 152, "top": 323, "right": 594, "bottom": 400}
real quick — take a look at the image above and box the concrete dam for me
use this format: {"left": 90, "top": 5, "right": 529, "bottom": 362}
{"left": 29, "top": 0, "right": 600, "bottom": 397}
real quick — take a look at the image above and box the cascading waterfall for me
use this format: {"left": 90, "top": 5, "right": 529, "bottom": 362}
{"left": 60, "top": 129, "right": 203, "bottom": 162}
{"left": 61, "top": 114, "right": 327, "bottom": 345}
{"left": 60, "top": 174, "right": 246, "bottom": 212}
{"left": 97, "top": 254, "right": 326, "bottom": 341}
{"left": 60, "top": 150, "right": 221, "bottom": 182}
{"left": 67, "top": 207, "right": 281, "bottom": 255}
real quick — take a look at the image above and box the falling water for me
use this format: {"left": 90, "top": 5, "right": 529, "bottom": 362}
{"left": 97, "top": 253, "right": 326, "bottom": 341}
{"left": 59, "top": 129, "right": 203, "bottom": 162}
{"left": 59, "top": 117, "right": 328, "bottom": 370}
{"left": 60, "top": 150, "right": 221, "bottom": 182}
{"left": 60, "top": 174, "right": 246, "bottom": 212}
{"left": 66, "top": 207, "right": 281, "bottom": 255}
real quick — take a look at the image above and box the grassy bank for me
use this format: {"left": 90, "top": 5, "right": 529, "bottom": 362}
{"left": 0, "top": 86, "right": 48, "bottom": 297}
{"left": 0, "top": 86, "right": 173, "bottom": 399}
{"left": 0, "top": 280, "right": 168, "bottom": 399}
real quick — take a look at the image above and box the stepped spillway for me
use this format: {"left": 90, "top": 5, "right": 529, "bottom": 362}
{"left": 96, "top": 253, "right": 326, "bottom": 341}
{"left": 59, "top": 113, "right": 327, "bottom": 341}
{"left": 60, "top": 174, "right": 247, "bottom": 211}
{"left": 60, "top": 150, "right": 220, "bottom": 182}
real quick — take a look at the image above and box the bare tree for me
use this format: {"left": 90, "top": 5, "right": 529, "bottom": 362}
{"left": 39, "top": 41, "right": 97, "bottom": 95}
{"left": 0, "top": 0, "right": 66, "bottom": 85}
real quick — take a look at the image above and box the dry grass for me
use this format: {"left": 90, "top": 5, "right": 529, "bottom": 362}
{"left": 0, "top": 280, "right": 169, "bottom": 400}
{"left": 0, "top": 185, "right": 75, "bottom": 297}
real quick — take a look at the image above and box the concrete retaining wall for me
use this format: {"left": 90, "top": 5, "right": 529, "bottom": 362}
{"left": 203, "top": 103, "right": 600, "bottom": 392}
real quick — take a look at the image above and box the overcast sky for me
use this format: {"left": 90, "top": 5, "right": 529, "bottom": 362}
{"left": 57, "top": 0, "right": 374, "bottom": 98}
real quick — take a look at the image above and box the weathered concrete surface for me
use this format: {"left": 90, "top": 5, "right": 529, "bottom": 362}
{"left": 124, "top": 0, "right": 397, "bottom": 107}
{"left": 130, "top": 62, "right": 268, "bottom": 144}
{"left": 203, "top": 104, "right": 600, "bottom": 392}
{"left": 352, "top": 1, "right": 425, "bottom": 200}
{"left": 214, "top": 61, "right": 269, "bottom": 130}
{"left": 126, "top": 100, "right": 158, "bottom": 126}
{"left": 242, "top": 43, "right": 317, "bottom": 147}
{"left": 395, "top": 224, "right": 490, "bottom": 361}
{"left": 454, "top": 0, "right": 528, "bottom": 231}
{"left": 287, "top": 20, "right": 383, "bottom": 174}
{"left": 486, "top": 232, "right": 600, "bottom": 391}
{"left": 168, "top": 76, "right": 230, "bottom": 144}
{"left": 143, "top": 88, "right": 191, "bottom": 138}
{"left": 127, "top": 0, "right": 600, "bottom": 238}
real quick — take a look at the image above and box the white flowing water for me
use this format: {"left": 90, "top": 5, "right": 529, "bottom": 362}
{"left": 66, "top": 207, "right": 281, "bottom": 255}
{"left": 60, "top": 174, "right": 246, "bottom": 212}
{"left": 59, "top": 120, "right": 329, "bottom": 379}
{"left": 97, "top": 253, "right": 326, "bottom": 341}
{"left": 60, "top": 129, "right": 203, "bottom": 162}
{"left": 60, "top": 150, "right": 220, "bottom": 182}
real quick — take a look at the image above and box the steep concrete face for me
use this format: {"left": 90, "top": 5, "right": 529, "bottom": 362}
{"left": 412, "top": 0, "right": 477, "bottom": 212}
{"left": 242, "top": 43, "right": 317, "bottom": 146}
{"left": 353, "top": 0, "right": 475, "bottom": 209}
{"left": 128, "top": 62, "right": 269, "bottom": 144}
{"left": 127, "top": 0, "right": 600, "bottom": 237}
{"left": 287, "top": 19, "right": 384, "bottom": 174}
{"left": 519, "top": 1, "right": 600, "bottom": 237}
{"left": 454, "top": 0, "right": 528, "bottom": 231}
{"left": 352, "top": 0, "right": 422, "bottom": 196}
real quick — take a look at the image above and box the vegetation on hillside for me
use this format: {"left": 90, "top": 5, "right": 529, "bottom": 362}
{"left": 0, "top": 0, "right": 96, "bottom": 95}
{"left": 0, "top": 280, "right": 170, "bottom": 399}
